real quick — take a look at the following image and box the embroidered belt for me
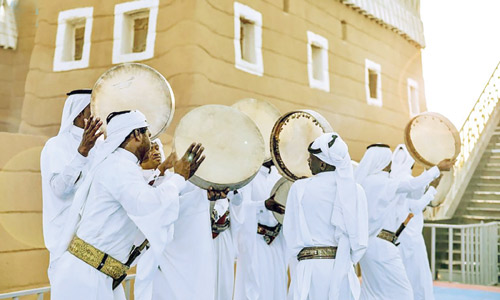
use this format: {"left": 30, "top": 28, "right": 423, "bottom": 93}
{"left": 68, "top": 236, "right": 129, "bottom": 279}
{"left": 257, "top": 223, "right": 282, "bottom": 245}
{"left": 212, "top": 211, "right": 230, "bottom": 239}
{"left": 297, "top": 246, "right": 337, "bottom": 261}
{"left": 377, "top": 229, "right": 398, "bottom": 245}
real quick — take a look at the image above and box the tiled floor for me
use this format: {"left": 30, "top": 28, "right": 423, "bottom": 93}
{"left": 434, "top": 282, "right": 500, "bottom": 300}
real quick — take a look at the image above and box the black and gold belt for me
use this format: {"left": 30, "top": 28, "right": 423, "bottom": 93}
{"left": 297, "top": 246, "right": 337, "bottom": 261}
{"left": 68, "top": 235, "right": 129, "bottom": 279}
{"left": 257, "top": 223, "right": 282, "bottom": 245}
{"left": 377, "top": 229, "right": 398, "bottom": 245}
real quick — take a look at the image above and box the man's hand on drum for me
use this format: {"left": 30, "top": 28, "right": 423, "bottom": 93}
{"left": 437, "top": 158, "right": 456, "bottom": 172}
{"left": 265, "top": 194, "right": 285, "bottom": 214}
{"left": 429, "top": 174, "right": 442, "bottom": 189}
{"left": 207, "top": 187, "right": 230, "bottom": 201}
{"left": 174, "top": 143, "right": 205, "bottom": 180}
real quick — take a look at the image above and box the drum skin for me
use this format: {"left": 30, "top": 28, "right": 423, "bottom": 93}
{"left": 174, "top": 104, "right": 265, "bottom": 190}
{"left": 430, "top": 168, "right": 454, "bottom": 206}
{"left": 270, "top": 177, "right": 294, "bottom": 224}
{"left": 404, "top": 112, "right": 460, "bottom": 168}
{"left": 271, "top": 110, "right": 333, "bottom": 181}
{"left": 231, "top": 98, "right": 281, "bottom": 163}
{"left": 91, "top": 63, "right": 175, "bottom": 139}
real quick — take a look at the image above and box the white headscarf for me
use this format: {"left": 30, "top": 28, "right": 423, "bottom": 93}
{"left": 355, "top": 145, "right": 393, "bottom": 184}
{"left": 58, "top": 91, "right": 91, "bottom": 135}
{"left": 54, "top": 110, "right": 149, "bottom": 260}
{"left": 390, "top": 144, "right": 414, "bottom": 179}
{"left": 152, "top": 138, "right": 165, "bottom": 162}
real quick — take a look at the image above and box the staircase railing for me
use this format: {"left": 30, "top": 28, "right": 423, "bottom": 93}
{"left": 424, "top": 222, "right": 499, "bottom": 285}
{"left": 429, "top": 62, "right": 500, "bottom": 219}
{"left": 0, "top": 274, "right": 136, "bottom": 300}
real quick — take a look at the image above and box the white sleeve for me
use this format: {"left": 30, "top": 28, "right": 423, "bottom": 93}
{"left": 409, "top": 186, "right": 437, "bottom": 212}
{"left": 49, "top": 153, "right": 89, "bottom": 198}
{"left": 396, "top": 166, "right": 440, "bottom": 194}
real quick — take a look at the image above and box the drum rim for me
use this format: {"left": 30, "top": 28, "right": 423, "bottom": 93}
{"left": 173, "top": 104, "right": 265, "bottom": 190}
{"left": 91, "top": 62, "right": 176, "bottom": 140}
{"left": 404, "top": 112, "right": 460, "bottom": 168}
{"left": 231, "top": 98, "right": 282, "bottom": 163}
{"left": 270, "top": 109, "right": 333, "bottom": 182}
{"left": 270, "top": 177, "right": 293, "bottom": 224}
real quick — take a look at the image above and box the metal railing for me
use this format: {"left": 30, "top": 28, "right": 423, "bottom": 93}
{"left": 428, "top": 62, "right": 500, "bottom": 219}
{"left": 425, "top": 222, "right": 498, "bottom": 285}
{"left": 0, "top": 275, "right": 136, "bottom": 300}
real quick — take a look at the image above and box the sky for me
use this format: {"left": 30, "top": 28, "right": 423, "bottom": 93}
{"left": 421, "top": 0, "right": 500, "bottom": 129}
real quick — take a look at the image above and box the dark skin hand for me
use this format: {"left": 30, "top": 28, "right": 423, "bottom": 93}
{"left": 173, "top": 143, "right": 206, "bottom": 180}
{"left": 429, "top": 174, "right": 442, "bottom": 189}
{"left": 207, "top": 187, "right": 230, "bottom": 201}
{"left": 158, "top": 151, "right": 177, "bottom": 176}
{"left": 78, "top": 116, "right": 104, "bottom": 157}
{"left": 265, "top": 194, "right": 285, "bottom": 214}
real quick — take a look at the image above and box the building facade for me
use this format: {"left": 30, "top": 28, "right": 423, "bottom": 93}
{"left": 0, "top": 0, "right": 427, "bottom": 294}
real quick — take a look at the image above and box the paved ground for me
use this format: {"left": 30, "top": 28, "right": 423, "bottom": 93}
{"left": 434, "top": 282, "right": 500, "bottom": 300}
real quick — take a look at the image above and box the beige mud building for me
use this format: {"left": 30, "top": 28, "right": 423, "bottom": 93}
{"left": 0, "top": 0, "right": 427, "bottom": 295}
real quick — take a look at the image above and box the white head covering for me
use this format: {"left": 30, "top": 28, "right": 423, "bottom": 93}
{"left": 58, "top": 90, "right": 91, "bottom": 135}
{"left": 152, "top": 138, "right": 165, "bottom": 162}
{"left": 54, "top": 110, "right": 149, "bottom": 260}
{"left": 390, "top": 144, "right": 414, "bottom": 179}
{"left": 355, "top": 145, "right": 393, "bottom": 184}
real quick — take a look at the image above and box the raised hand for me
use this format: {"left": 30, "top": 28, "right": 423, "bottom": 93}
{"left": 429, "top": 174, "right": 442, "bottom": 189}
{"left": 158, "top": 151, "right": 178, "bottom": 176}
{"left": 437, "top": 158, "right": 456, "bottom": 172}
{"left": 265, "top": 194, "right": 285, "bottom": 214}
{"left": 174, "top": 143, "right": 205, "bottom": 180}
{"left": 78, "top": 116, "right": 103, "bottom": 157}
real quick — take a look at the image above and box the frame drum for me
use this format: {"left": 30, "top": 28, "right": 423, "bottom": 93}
{"left": 404, "top": 112, "right": 460, "bottom": 168}
{"left": 91, "top": 63, "right": 175, "bottom": 139}
{"left": 271, "top": 110, "right": 333, "bottom": 181}
{"left": 270, "top": 177, "right": 294, "bottom": 224}
{"left": 174, "top": 105, "right": 265, "bottom": 190}
{"left": 232, "top": 98, "right": 281, "bottom": 163}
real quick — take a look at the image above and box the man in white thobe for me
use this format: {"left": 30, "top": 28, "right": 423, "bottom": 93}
{"left": 134, "top": 139, "right": 217, "bottom": 300}
{"left": 284, "top": 133, "right": 368, "bottom": 300}
{"left": 391, "top": 144, "right": 436, "bottom": 300}
{"left": 40, "top": 89, "right": 103, "bottom": 281}
{"left": 355, "top": 144, "right": 453, "bottom": 300}
{"left": 49, "top": 110, "right": 205, "bottom": 300}
{"left": 233, "top": 162, "right": 287, "bottom": 300}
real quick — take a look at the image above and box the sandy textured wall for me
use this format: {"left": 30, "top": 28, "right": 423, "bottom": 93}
{"left": 0, "top": 0, "right": 38, "bottom": 132}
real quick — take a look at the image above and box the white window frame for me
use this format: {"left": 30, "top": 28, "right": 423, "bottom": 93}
{"left": 365, "top": 59, "right": 383, "bottom": 107}
{"left": 407, "top": 78, "right": 420, "bottom": 116}
{"left": 307, "top": 31, "right": 330, "bottom": 92}
{"left": 53, "top": 7, "right": 93, "bottom": 72}
{"left": 233, "top": 2, "right": 263, "bottom": 76}
{"left": 112, "top": 0, "right": 159, "bottom": 64}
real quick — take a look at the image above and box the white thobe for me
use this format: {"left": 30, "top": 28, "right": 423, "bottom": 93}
{"left": 359, "top": 167, "right": 439, "bottom": 300}
{"left": 233, "top": 166, "right": 287, "bottom": 300}
{"left": 284, "top": 172, "right": 366, "bottom": 300}
{"left": 40, "top": 126, "right": 93, "bottom": 277}
{"left": 212, "top": 193, "right": 243, "bottom": 300}
{"left": 135, "top": 177, "right": 216, "bottom": 300}
{"left": 50, "top": 148, "right": 185, "bottom": 300}
{"left": 398, "top": 187, "right": 437, "bottom": 300}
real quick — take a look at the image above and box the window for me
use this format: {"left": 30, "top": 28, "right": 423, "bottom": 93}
{"left": 407, "top": 78, "right": 420, "bottom": 116}
{"left": 112, "top": 0, "right": 159, "bottom": 64}
{"left": 307, "top": 31, "right": 329, "bottom": 92}
{"left": 365, "top": 59, "right": 382, "bottom": 106}
{"left": 234, "top": 2, "right": 263, "bottom": 76}
{"left": 53, "top": 7, "right": 93, "bottom": 72}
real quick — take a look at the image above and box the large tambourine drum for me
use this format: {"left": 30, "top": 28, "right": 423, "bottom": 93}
{"left": 173, "top": 105, "right": 265, "bottom": 190}
{"left": 270, "top": 177, "right": 294, "bottom": 224}
{"left": 231, "top": 98, "right": 281, "bottom": 163}
{"left": 91, "top": 63, "right": 175, "bottom": 139}
{"left": 271, "top": 110, "right": 333, "bottom": 181}
{"left": 404, "top": 112, "right": 460, "bottom": 168}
